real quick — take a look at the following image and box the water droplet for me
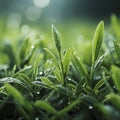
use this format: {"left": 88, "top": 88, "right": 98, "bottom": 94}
{"left": 68, "top": 102, "right": 70, "bottom": 105}
{"left": 35, "top": 117, "right": 39, "bottom": 120}
{"left": 21, "top": 24, "right": 30, "bottom": 34}
{"left": 31, "top": 45, "right": 34, "bottom": 49}
{"left": 39, "top": 71, "right": 43, "bottom": 75}
{"left": 46, "top": 59, "right": 52, "bottom": 64}
{"left": 68, "top": 78, "right": 71, "bottom": 81}
{"left": 89, "top": 105, "right": 93, "bottom": 110}
{"left": 37, "top": 92, "right": 40, "bottom": 95}
{"left": 33, "top": 0, "right": 50, "bottom": 8}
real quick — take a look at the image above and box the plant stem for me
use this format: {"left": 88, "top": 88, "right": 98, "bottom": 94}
{"left": 90, "top": 64, "right": 94, "bottom": 87}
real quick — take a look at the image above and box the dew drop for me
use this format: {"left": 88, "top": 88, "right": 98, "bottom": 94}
{"left": 31, "top": 45, "right": 34, "bottom": 49}
{"left": 68, "top": 78, "right": 71, "bottom": 81}
{"left": 39, "top": 71, "right": 43, "bottom": 75}
{"left": 89, "top": 105, "right": 93, "bottom": 110}
{"left": 35, "top": 117, "right": 39, "bottom": 120}
{"left": 37, "top": 92, "right": 40, "bottom": 95}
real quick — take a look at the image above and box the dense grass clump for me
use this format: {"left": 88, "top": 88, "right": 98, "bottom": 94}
{"left": 0, "top": 16, "right": 120, "bottom": 120}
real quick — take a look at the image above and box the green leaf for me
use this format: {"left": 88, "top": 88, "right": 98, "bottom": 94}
{"left": 17, "top": 105, "right": 30, "bottom": 120}
{"left": 52, "top": 24, "right": 62, "bottom": 55}
{"left": 52, "top": 100, "right": 81, "bottom": 119}
{"left": 4, "top": 41, "right": 16, "bottom": 69}
{"left": 72, "top": 55, "right": 88, "bottom": 78}
{"left": 75, "top": 80, "right": 84, "bottom": 95}
{"left": 34, "top": 100, "right": 57, "bottom": 114}
{"left": 5, "top": 84, "right": 25, "bottom": 105}
{"left": 5, "top": 84, "right": 32, "bottom": 111}
{"left": 94, "top": 49, "right": 114, "bottom": 69}
{"left": 106, "top": 93, "right": 120, "bottom": 111}
{"left": 18, "top": 73, "right": 32, "bottom": 85}
{"left": 114, "top": 41, "right": 120, "bottom": 58}
{"left": 33, "top": 54, "right": 43, "bottom": 78}
{"left": 62, "top": 47, "right": 74, "bottom": 76}
{"left": 20, "top": 45, "right": 35, "bottom": 68}
{"left": 96, "top": 104, "right": 114, "bottom": 120}
{"left": 41, "top": 77, "right": 54, "bottom": 86}
{"left": 92, "top": 21, "right": 104, "bottom": 64}
{"left": 0, "top": 77, "right": 29, "bottom": 90}
{"left": 19, "top": 38, "right": 29, "bottom": 61}
{"left": 94, "top": 76, "right": 110, "bottom": 94}
{"left": 111, "top": 65, "right": 120, "bottom": 92}
{"left": 111, "top": 14, "right": 120, "bottom": 39}
{"left": 12, "top": 65, "right": 32, "bottom": 77}
{"left": 53, "top": 70, "right": 62, "bottom": 84}
{"left": 44, "top": 48, "right": 57, "bottom": 62}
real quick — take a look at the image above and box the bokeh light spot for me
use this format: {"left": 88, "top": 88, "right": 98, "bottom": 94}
{"left": 26, "top": 7, "right": 41, "bottom": 21}
{"left": 33, "top": 0, "right": 50, "bottom": 8}
{"left": 21, "top": 25, "right": 30, "bottom": 34}
{"left": 7, "top": 13, "right": 21, "bottom": 29}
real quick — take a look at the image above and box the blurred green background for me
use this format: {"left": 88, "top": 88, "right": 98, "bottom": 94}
{"left": 1, "top": 0, "right": 120, "bottom": 22}
{"left": 0, "top": 0, "right": 120, "bottom": 48}
{"left": 0, "top": 0, "right": 120, "bottom": 68}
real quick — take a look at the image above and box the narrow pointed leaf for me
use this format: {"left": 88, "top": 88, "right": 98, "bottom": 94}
{"left": 41, "top": 77, "right": 54, "bottom": 86}
{"left": 94, "top": 48, "right": 114, "bottom": 69}
{"left": 62, "top": 47, "right": 74, "bottom": 76}
{"left": 106, "top": 93, "right": 120, "bottom": 111}
{"left": 92, "top": 21, "right": 104, "bottom": 64}
{"left": 44, "top": 48, "right": 57, "bottom": 62}
{"left": 54, "top": 100, "right": 81, "bottom": 119}
{"left": 72, "top": 55, "right": 88, "bottom": 77}
{"left": 19, "top": 38, "right": 29, "bottom": 61}
{"left": 94, "top": 76, "right": 110, "bottom": 93}
{"left": 34, "top": 100, "right": 57, "bottom": 114}
{"left": 5, "top": 84, "right": 32, "bottom": 111}
{"left": 52, "top": 24, "right": 62, "bottom": 55}
{"left": 0, "top": 77, "right": 29, "bottom": 90}
{"left": 114, "top": 41, "right": 120, "bottom": 58}
{"left": 5, "top": 84, "right": 25, "bottom": 105}
{"left": 111, "top": 65, "right": 120, "bottom": 92}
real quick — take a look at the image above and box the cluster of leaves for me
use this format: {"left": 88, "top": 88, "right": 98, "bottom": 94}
{"left": 0, "top": 15, "right": 120, "bottom": 120}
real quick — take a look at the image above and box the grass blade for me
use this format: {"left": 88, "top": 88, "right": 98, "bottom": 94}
{"left": 62, "top": 47, "right": 74, "bottom": 77}
{"left": 106, "top": 93, "right": 120, "bottom": 111}
{"left": 111, "top": 65, "right": 120, "bottom": 92}
{"left": 34, "top": 100, "right": 57, "bottom": 114}
{"left": 94, "top": 48, "right": 114, "bottom": 69}
{"left": 92, "top": 21, "right": 104, "bottom": 64}
{"left": 52, "top": 24, "right": 62, "bottom": 56}
{"left": 52, "top": 100, "right": 81, "bottom": 120}
{"left": 114, "top": 41, "right": 120, "bottom": 58}
{"left": 5, "top": 84, "right": 25, "bottom": 106}
{"left": 19, "top": 38, "right": 29, "bottom": 61}
{"left": 5, "top": 84, "right": 33, "bottom": 112}
{"left": 41, "top": 77, "right": 54, "bottom": 86}
{"left": 72, "top": 55, "right": 88, "bottom": 78}
{"left": 94, "top": 76, "right": 110, "bottom": 94}
{"left": 0, "top": 77, "right": 29, "bottom": 90}
{"left": 44, "top": 48, "right": 57, "bottom": 62}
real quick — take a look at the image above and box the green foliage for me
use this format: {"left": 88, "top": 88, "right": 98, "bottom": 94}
{"left": 111, "top": 14, "right": 120, "bottom": 39}
{"left": 111, "top": 65, "right": 120, "bottom": 92}
{"left": 34, "top": 100, "right": 57, "bottom": 114}
{"left": 92, "top": 21, "right": 104, "bottom": 64}
{"left": 114, "top": 41, "right": 120, "bottom": 58}
{"left": 1, "top": 17, "right": 120, "bottom": 120}
{"left": 52, "top": 24, "right": 62, "bottom": 57}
